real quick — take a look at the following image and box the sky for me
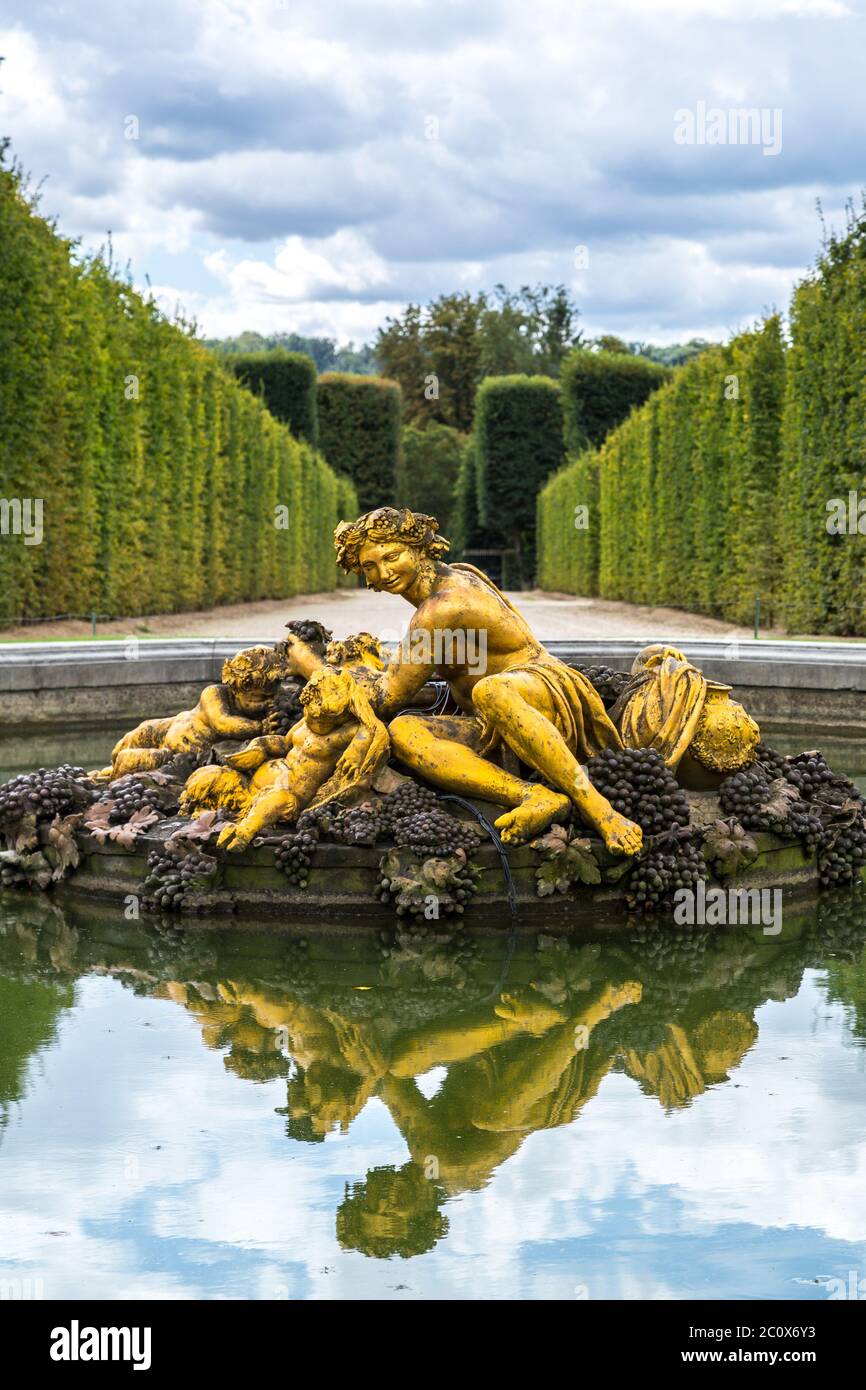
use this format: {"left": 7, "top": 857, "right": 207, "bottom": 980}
{"left": 1, "top": 0, "right": 864, "bottom": 348}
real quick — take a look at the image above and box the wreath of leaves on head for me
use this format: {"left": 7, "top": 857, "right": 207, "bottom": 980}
{"left": 334, "top": 507, "right": 450, "bottom": 574}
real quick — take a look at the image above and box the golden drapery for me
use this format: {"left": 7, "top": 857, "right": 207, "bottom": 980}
{"left": 612, "top": 645, "right": 708, "bottom": 770}
{"left": 450, "top": 563, "right": 625, "bottom": 763}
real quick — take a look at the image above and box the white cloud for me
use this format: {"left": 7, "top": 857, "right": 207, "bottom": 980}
{"left": 1, "top": 0, "right": 863, "bottom": 343}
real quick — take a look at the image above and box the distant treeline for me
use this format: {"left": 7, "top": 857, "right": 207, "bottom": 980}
{"left": 204, "top": 330, "right": 377, "bottom": 376}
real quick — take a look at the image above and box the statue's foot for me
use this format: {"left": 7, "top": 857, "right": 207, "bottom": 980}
{"left": 597, "top": 809, "right": 643, "bottom": 857}
{"left": 494, "top": 988, "right": 568, "bottom": 1033}
{"left": 495, "top": 786, "right": 570, "bottom": 845}
{"left": 571, "top": 783, "right": 643, "bottom": 856}
{"left": 217, "top": 821, "right": 253, "bottom": 853}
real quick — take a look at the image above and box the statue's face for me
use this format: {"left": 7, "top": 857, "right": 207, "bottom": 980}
{"left": 357, "top": 539, "right": 419, "bottom": 595}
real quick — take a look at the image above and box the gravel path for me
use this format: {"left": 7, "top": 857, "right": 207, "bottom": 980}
{"left": 0, "top": 589, "right": 775, "bottom": 644}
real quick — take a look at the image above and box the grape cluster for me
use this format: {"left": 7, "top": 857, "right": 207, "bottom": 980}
{"left": 303, "top": 780, "right": 480, "bottom": 858}
{"left": 272, "top": 827, "right": 319, "bottom": 887}
{"left": 377, "top": 860, "right": 478, "bottom": 916}
{"left": 97, "top": 777, "right": 161, "bottom": 823}
{"left": 304, "top": 800, "right": 385, "bottom": 846}
{"left": 718, "top": 768, "right": 773, "bottom": 827}
{"left": 626, "top": 837, "right": 706, "bottom": 912}
{"left": 393, "top": 808, "right": 480, "bottom": 857}
{"left": 264, "top": 682, "right": 304, "bottom": 736}
{"left": 755, "top": 743, "right": 787, "bottom": 777}
{"left": 0, "top": 765, "right": 93, "bottom": 825}
{"left": 143, "top": 845, "right": 216, "bottom": 911}
{"left": 572, "top": 663, "right": 630, "bottom": 708}
{"left": 785, "top": 802, "right": 824, "bottom": 855}
{"left": 818, "top": 819, "right": 866, "bottom": 889}
{"left": 284, "top": 619, "right": 332, "bottom": 653}
{"left": 383, "top": 781, "right": 439, "bottom": 822}
{"left": 783, "top": 752, "right": 833, "bottom": 799}
{"left": 588, "top": 747, "right": 690, "bottom": 835}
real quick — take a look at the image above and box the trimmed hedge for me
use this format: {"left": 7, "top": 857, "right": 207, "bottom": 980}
{"left": 542, "top": 213, "right": 866, "bottom": 636}
{"left": 561, "top": 349, "right": 671, "bottom": 452}
{"left": 0, "top": 158, "right": 355, "bottom": 623}
{"left": 230, "top": 349, "right": 318, "bottom": 444}
{"left": 536, "top": 451, "right": 599, "bottom": 595}
{"left": 396, "top": 422, "right": 464, "bottom": 533}
{"left": 777, "top": 216, "right": 866, "bottom": 634}
{"left": 538, "top": 320, "right": 785, "bottom": 624}
{"left": 316, "top": 372, "right": 402, "bottom": 512}
{"left": 473, "top": 375, "right": 565, "bottom": 586}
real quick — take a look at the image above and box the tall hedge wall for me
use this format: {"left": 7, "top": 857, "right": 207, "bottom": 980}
{"left": 561, "top": 349, "right": 671, "bottom": 453}
{"left": 541, "top": 213, "right": 866, "bottom": 636}
{"left": 536, "top": 451, "right": 599, "bottom": 595}
{"left": 230, "top": 349, "right": 318, "bottom": 445}
{"left": 473, "top": 375, "right": 564, "bottom": 585}
{"left": 538, "top": 319, "right": 786, "bottom": 625}
{"left": 777, "top": 215, "right": 866, "bottom": 634}
{"left": 0, "top": 158, "right": 355, "bottom": 623}
{"left": 316, "top": 372, "right": 402, "bottom": 513}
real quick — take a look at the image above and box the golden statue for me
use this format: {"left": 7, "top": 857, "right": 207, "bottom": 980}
{"left": 95, "top": 647, "right": 290, "bottom": 780}
{"left": 613, "top": 645, "right": 760, "bottom": 783}
{"left": 274, "top": 507, "right": 643, "bottom": 855}
{"left": 182, "top": 663, "right": 389, "bottom": 852}
{"left": 101, "top": 507, "right": 761, "bottom": 858}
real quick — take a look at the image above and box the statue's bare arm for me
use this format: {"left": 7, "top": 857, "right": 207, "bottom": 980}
{"left": 200, "top": 685, "right": 263, "bottom": 738}
{"left": 281, "top": 634, "right": 325, "bottom": 680}
{"left": 376, "top": 623, "right": 438, "bottom": 718}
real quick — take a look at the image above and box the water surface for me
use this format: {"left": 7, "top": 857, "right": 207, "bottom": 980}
{"left": 1, "top": 730, "right": 865, "bottom": 1301}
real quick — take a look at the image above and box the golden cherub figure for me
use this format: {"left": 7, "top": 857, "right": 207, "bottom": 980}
{"left": 94, "top": 646, "right": 290, "bottom": 781}
{"left": 181, "top": 662, "right": 390, "bottom": 852}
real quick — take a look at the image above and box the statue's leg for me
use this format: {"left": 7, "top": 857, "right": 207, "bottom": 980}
{"left": 111, "top": 747, "right": 174, "bottom": 777}
{"left": 217, "top": 786, "right": 300, "bottom": 852}
{"left": 472, "top": 672, "right": 643, "bottom": 855}
{"left": 388, "top": 714, "right": 570, "bottom": 842}
{"left": 112, "top": 718, "right": 173, "bottom": 757}
{"left": 181, "top": 765, "right": 249, "bottom": 817}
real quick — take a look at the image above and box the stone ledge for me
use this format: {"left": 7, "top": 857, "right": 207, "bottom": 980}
{"left": 1, "top": 636, "right": 865, "bottom": 729}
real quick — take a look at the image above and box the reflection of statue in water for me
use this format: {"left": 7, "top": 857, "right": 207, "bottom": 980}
{"left": 336, "top": 1163, "right": 449, "bottom": 1259}
{"left": 11, "top": 904, "right": 863, "bottom": 1261}
{"left": 623, "top": 1011, "right": 758, "bottom": 1109}
{"left": 96, "top": 647, "right": 290, "bottom": 780}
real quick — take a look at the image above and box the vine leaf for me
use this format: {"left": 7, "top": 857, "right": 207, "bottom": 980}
{"left": 760, "top": 778, "right": 800, "bottom": 824}
{"left": 42, "top": 814, "right": 81, "bottom": 878}
{"left": 532, "top": 828, "right": 602, "bottom": 896}
{"left": 703, "top": 818, "right": 758, "bottom": 878}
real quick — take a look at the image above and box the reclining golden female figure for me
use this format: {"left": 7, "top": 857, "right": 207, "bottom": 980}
{"left": 96, "top": 646, "right": 289, "bottom": 780}
{"left": 275, "top": 508, "right": 642, "bottom": 854}
{"left": 182, "top": 664, "right": 389, "bottom": 852}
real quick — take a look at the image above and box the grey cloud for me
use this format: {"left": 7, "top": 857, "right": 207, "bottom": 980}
{"left": 2, "top": 0, "right": 864, "bottom": 340}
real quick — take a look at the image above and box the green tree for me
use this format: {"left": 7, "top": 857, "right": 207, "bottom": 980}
{"left": 397, "top": 422, "right": 464, "bottom": 532}
{"left": 473, "top": 375, "right": 565, "bottom": 586}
